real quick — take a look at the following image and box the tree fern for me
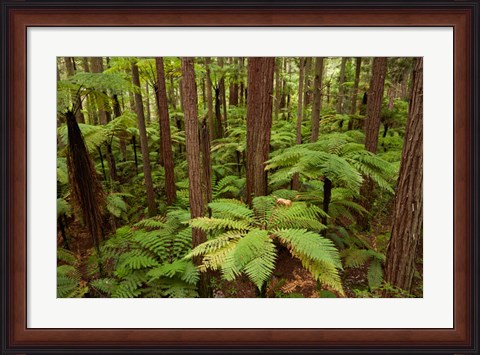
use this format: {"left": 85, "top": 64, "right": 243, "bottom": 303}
{"left": 186, "top": 196, "right": 343, "bottom": 292}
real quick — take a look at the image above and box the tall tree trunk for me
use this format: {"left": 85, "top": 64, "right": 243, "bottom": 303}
{"left": 348, "top": 57, "right": 362, "bottom": 130}
{"left": 214, "top": 85, "right": 224, "bottom": 139}
{"left": 64, "top": 57, "right": 85, "bottom": 123}
{"left": 229, "top": 58, "right": 240, "bottom": 106}
{"left": 180, "top": 57, "right": 210, "bottom": 298}
{"left": 303, "top": 57, "right": 312, "bottom": 108}
{"left": 200, "top": 117, "right": 213, "bottom": 215}
{"left": 145, "top": 82, "right": 151, "bottom": 123}
{"left": 155, "top": 57, "right": 176, "bottom": 206}
{"left": 359, "top": 57, "right": 388, "bottom": 231}
{"left": 274, "top": 58, "right": 282, "bottom": 120}
{"left": 218, "top": 57, "right": 228, "bottom": 132}
{"left": 384, "top": 58, "right": 423, "bottom": 293}
{"left": 280, "top": 58, "right": 288, "bottom": 109}
{"left": 245, "top": 57, "right": 275, "bottom": 206}
{"left": 336, "top": 57, "right": 348, "bottom": 115}
{"left": 239, "top": 58, "right": 245, "bottom": 107}
{"left": 364, "top": 57, "right": 388, "bottom": 154}
{"left": 291, "top": 58, "right": 306, "bottom": 191}
{"left": 205, "top": 57, "right": 215, "bottom": 140}
{"left": 112, "top": 94, "right": 128, "bottom": 162}
{"left": 310, "top": 57, "right": 324, "bottom": 142}
{"left": 131, "top": 61, "right": 157, "bottom": 217}
{"left": 91, "top": 57, "right": 110, "bottom": 125}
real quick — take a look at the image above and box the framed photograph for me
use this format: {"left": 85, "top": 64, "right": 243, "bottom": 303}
{"left": 1, "top": 0, "right": 479, "bottom": 353}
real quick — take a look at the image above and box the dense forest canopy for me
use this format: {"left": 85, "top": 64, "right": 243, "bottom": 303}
{"left": 57, "top": 56, "right": 423, "bottom": 298}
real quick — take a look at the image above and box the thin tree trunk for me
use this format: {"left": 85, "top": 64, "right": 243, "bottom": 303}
{"left": 359, "top": 57, "right": 388, "bottom": 231}
{"left": 205, "top": 57, "right": 215, "bottom": 140}
{"left": 364, "top": 57, "right": 388, "bottom": 154}
{"left": 336, "top": 57, "right": 348, "bottom": 114}
{"left": 106, "top": 142, "right": 117, "bottom": 182}
{"left": 348, "top": 57, "right": 362, "bottom": 130}
{"left": 302, "top": 57, "right": 312, "bottom": 109}
{"left": 291, "top": 58, "right": 306, "bottom": 191}
{"left": 200, "top": 117, "right": 213, "bottom": 215}
{"left": 132, "top": 136, "right": 139, "bottom": 175}
{"left": 337, "top": 58, "right": 348, "bottom": 128}
{"left": 145, "top": 82, "right": 151, "bottom": 123}
{"left": 131, "top": 61, "right": 157, "bottom": 217}
{"left": 180, "top": 57, "right": 210, "bottom": 298}
{"left": 155, "top": 57, "right": 176, "bottom": 206}
{"left": 64, "top": 57, "right": 85, "bottom": 123}
{"left": 280, "top": 58, "right": 287, "bottom": 109}
{"left": 112, "top": 94, "right": 128, "bottom": 162}
{"left": 384, "top": 58, "right": 423, "bottom": 293}
{"left": 310, "top": 57, "right": 324, "bottom": 142}
{"left": 91, "top": 57, "right": 110, "bottom": 125}
{"left": 274, "top": 58, "right": 282, "bottom": 120}
{"left": 245, "top": 57, "right": 275, "bottom": 206}
{"left": 218, "top": 57, "right": 228, "bottom": 131}
{"left": 214, "top": 85, "right": 224, "bottom": 139}
{"left": 239, "top": 58, "right": 245, "bottom": 107}
{"left": 229, "top": 58, "right": 240, "bottom": 106}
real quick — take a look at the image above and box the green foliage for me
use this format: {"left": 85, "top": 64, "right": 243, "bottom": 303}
{"left": 89, "top": 209, "right": 197, "bottom": 298}
{"left": 56, "top": 56, "right": 417, "bottom": 299}
{"left": 57, "top": 249, "right": 88, "bottom": 298}
{"left": 267, "top": 133, "right": 395, "bottom": 195}
{"left": 186, "top": 195, "right": 344, "bottom": 293}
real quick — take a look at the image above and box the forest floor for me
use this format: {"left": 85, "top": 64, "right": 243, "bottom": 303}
{"left": 58, "top": 218, "right": 422, "bottom": 298}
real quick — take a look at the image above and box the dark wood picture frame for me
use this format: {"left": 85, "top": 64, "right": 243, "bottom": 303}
{"left": 1, "top": 1, "right": 479, "bottom": 353}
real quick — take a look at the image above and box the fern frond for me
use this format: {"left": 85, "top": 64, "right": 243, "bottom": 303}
{"left": 269, "top": 203, "right": 327, "bottom": 231}
{"left": 185, "top": 231, "right": 243, "bottom": 259}
{"left": 209, "top": 200, "right": 254, "bottom": 221}
{"left": 90, "top": 278, "right": 118, "bottom": 295}
{"left": 189, "top": 217, "right": 251, "bottom": 232}
{"left": 274, "top": 229, "right": 342, "bottom": 269}
{"left": 222, "top": 229, "right": 276, "bottom": 289}
{"left": 57, "top": 248, "right": 77, "bottom": 265}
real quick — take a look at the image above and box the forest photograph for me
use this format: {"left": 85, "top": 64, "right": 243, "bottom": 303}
{"left": 56, "top": 56, "right": 423, "bottom": 299}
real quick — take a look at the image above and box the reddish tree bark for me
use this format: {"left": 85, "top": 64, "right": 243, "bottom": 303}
{"left": 131, "top": 61, "right": 157, "bottom": 217}
{"left": 291, "top": 58, "right": 306, "bottom": 191}
{"left": 310, "top": 57, "right": 324, "bottom": 142}
{"left": 384, "top": 58, "right": 423, "bottom": 293}
{"left": 155, "top": 57, "right": 176, "bottom": 206}
{"left": 181, "top": 57, "right": 210, "bottom": 297}
{"left": 245, "top": 57, "right": 275, "bottom": 206}
{"left": 364, "top": 57, "right": 388, "bottom": 153}
{"left": 348, "top": 57, "right": 362, "bottom": 130}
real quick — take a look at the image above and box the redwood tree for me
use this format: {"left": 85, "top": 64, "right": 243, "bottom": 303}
{"left": 384, "top": 58, "right": 423, "bottom": 292}
{"left": 245, "top": 57, "right": 275, "bottom": 206}
{"left": 90, "top": 57, "right": 110, "bottom": 125}
{"left": 291, "top": 58, "right": 306, "bottom": 191}
{"left": 358, "top": 57, "right": 387, "bottom": 230}
{"left": 64, "top": 57, "right": 85, "bottom": 123}
{"left": 131, "top": 60, "right": 157, "bottom": 217}
{"left": 155, "top": 57, "right": 176, "bottom": 206}
{"left": 364, "top": 57, "right": 388, "bottom": 153}
{"left": 310, "top": 57, "right": 324, "bottom": 142}
{"left": 348, "top": 57, "right": 362, "bottom": 130}
{"left": 336, "top": 57, "right": 348, "bottom": 114}
{"left": 181, "top": 57, "right": 210, "bottom": 297}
